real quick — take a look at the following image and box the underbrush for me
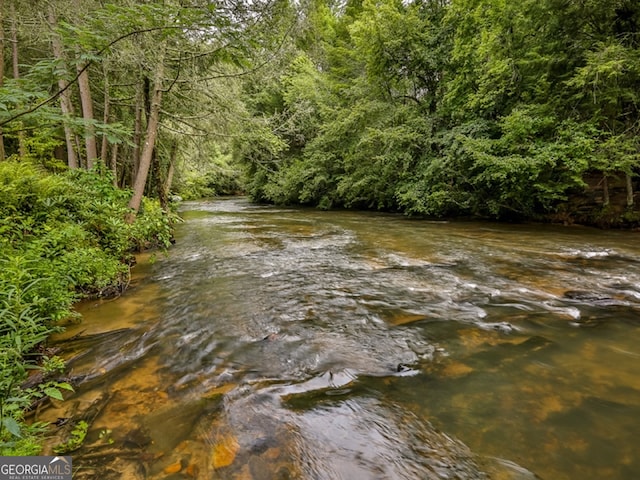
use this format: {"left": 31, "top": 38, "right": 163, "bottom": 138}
{"left": 0, "top": 161, "right": 176, "bottom": 455}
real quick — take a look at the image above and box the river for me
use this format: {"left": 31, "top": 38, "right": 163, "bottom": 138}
{"left": 42, "top": 197, "right": 640, "bottom": 479}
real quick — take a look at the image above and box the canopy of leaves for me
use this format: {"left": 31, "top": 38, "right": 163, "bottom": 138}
{"left": 236, "top": 0, "right": 640, "bottom": 223}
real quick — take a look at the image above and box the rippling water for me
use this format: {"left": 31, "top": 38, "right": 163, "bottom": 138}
{"left": 45, "top": 198, "right": 640, "bottom": 479}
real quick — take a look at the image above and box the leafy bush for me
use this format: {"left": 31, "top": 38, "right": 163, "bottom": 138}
{"left": 0, "top": 258, "right": 69, "bottom": 455}
{"left": 130, "top": 197, "right": 178, "bottom": 250}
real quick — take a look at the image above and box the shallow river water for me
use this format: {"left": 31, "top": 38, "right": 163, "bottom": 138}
{"left": 43, "top": 198, "right": 640, "bottom": 479}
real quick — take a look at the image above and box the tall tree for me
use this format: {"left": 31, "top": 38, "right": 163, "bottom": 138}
{"left": 127, "top": 49, "right": 164, "bottom": 221}
{"left": 76, "top": 61, "right": 97, "bottom": 169}
{"left": 0, "top": 0, "right": 6, "bottom": 161}
{"left": 100, "top": 62, "right": 110, "bottom": 165}
{"left": 130, "top": 80, "right": 144, "bottom": 188}
{"left": 47, "top": 4, "right": 78, "bottom": 168}
{"left": 10, "top": 0, "right": 26, "bottom": 158}
{"left": 117, "top": 0, "right": 295, "bottom": 218}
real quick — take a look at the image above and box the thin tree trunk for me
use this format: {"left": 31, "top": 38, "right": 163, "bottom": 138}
{"left": 625, "top": 172, "right": 634, "bottom": 208}
{"left": 165, "top": 142, "right": 177, "bottom": 197}
{"left": 74, "top": 134, "right": 84, "bottom": 168}
{"left": 127, "top": 59, "right": 164, "bottom": 222}
{"left": 131, "top": 82, "right": 144, "bottom": 187}
{"left": 118, "top": 145, "right": 128, "bottom": 188}
{"left": 11, "top": 1, "right": 26, "bottom": 158}
{"left": 48, "top": 6, "right": 78, "bottom": 168}
{"left": 0, "top": 0, "right": 6, "bottom": 161}
{"left": 77, "top": 62, "right": 98, "bottom": 169}
{"left": 100, "top": 65, "right": 110, "bottom": 165}
{"left": 110, "top": 143, "right": 118, "bottom": 187}
{"left": 152, "top": 147, "right": 169, "bottom": 210}
{"left": 602, "top": 175, "right": 610, "bottom": 207}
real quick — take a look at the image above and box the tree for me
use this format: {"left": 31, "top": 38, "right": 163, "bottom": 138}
{"left": 118, "top": 0, "right": 295, "bottom": 219}
{"left": 76, "top": 60, "right": 98, "bottom": 169}
{"left": 0, "top": 0, "right": 295, "bottom": 217}
{"left": 127, "top": 48, "right": 164, "bottom": 221}
{"left": 0, "top": 0, "right": 5, "bottom": 161}
{"left": 237, "top": 0, "right": 639, "bottom": 223}
{"left": 9, "top": 0, "right": 26, "bottom": 158}
{"left": 349, "top": 0, "right": 447, "bottom": 112}
{"left": 567, "top": 41, "right": 640, "bottom": 208}
{"left": 47, "top": 4, "right": 79, "bottom": 168}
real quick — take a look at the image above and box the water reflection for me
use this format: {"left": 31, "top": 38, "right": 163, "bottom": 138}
{"left": 42, "top": 198, "right": 640, "bottom": 479}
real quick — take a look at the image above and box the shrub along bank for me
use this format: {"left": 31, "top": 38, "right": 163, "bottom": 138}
{"left": 0, "top": 161, "right": 175, "bottom": 455}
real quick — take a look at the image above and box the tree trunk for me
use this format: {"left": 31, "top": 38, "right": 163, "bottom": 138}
{"left": 165, "top": 142, "right": 177, "bottom": 197}
{"left": 602, "top": 174, "right": 610, "bottom": 207}
{"left": 0, "top": 0, "right": 6, "bottom": 161}
{"left": 118, "top": 144, "right": 129, "bottom": 188}
{"left": 74, "top": 134, "right": 84, "bottom": 168}
{"left": 126, "top": 59, "right": 164, "bottom": 222}
{"left": 77, "top": 62, "right": 98, "bottom": 169}
{"left": 625, "top": 172, "right": 634, "bottom": 208}
{"left": 100, "top": 65, "right": 110, "bottom": 165}
{"left": 11, "top": 1, "right": 26, "bottom": 158}
{"left": 152, "top": 147, "right": 169, "bottom": 211}
{"left": 110, "top": 143, "right": 118, "bottom": 187}
{"left": 131, "top": 82, "right": 144, "bottom": 188}
{"left": 48, "top": 6, "right": 78, "bottom": 168}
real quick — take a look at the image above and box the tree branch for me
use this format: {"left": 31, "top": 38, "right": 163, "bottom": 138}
{"left": 0, "top": 24, "right": 206, "bottom": 128}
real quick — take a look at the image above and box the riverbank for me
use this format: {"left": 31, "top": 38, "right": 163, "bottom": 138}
{"left": 243, "top": 165, "right": 640, "bottom": 230}
{"left": 0, "top": 161, "right": 175, "bottom": 455}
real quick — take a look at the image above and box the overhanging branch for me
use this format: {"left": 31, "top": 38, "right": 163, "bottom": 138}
{"left": 0, "top": 26, "right": 171, "bottom": 127}
{"left": 0, "top": 23, "right": 226, "bottom": 128}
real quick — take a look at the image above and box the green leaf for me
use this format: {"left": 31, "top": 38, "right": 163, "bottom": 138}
{"left": 44, "top": 387, "right": 64, "bottom": 401}
{"left": 2, "top": 417, "right": 22, "bottom": 438}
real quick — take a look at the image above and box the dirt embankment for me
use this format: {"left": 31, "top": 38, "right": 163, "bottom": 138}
{"left": 551, "top": 172, "right": 640, "bottom": 228}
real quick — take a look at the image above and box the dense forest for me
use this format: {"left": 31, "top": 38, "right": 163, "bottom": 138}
{"left": 238, "top": 0, "right": 640, "bottom": 226}
{"left": 1, "top": 0, "right": 639, "bottom": 225}
{"left": 0, "top": 0, "right": 639, "bottom": 455}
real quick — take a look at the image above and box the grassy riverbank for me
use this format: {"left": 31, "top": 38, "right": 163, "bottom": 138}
{"left": 0, "top": 161, "right": 175, "bottom": 455}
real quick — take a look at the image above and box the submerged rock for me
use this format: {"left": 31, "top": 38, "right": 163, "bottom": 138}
{"left": 563, "top": 290, "right": 624, "bottom": 307}
{"left": 123, "top": 427, "right": 152, "bottom": 449}
{"left": 191, "top": 384, "right": 538, "bottom": 480}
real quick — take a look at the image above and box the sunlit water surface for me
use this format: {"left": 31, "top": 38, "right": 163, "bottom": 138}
{"left": 44, "top": 198, "right": 640, "bottom": 479}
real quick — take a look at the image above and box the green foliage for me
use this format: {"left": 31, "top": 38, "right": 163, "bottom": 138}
{"left": 130, "top": 198, "right": 178, "bottom": 250}
{"left": 177, "top": 169, "right": 242, "bottom": 200}
{"left": 0, "top": 160, "right": 174, "bottom": 455}
{"left": 396, "top": 122, "right": 485, "bottom": 217}
{"left": 349, "top": 0, "right": 447, "bottom": 111}
{"left": 175, "top": 145, "right": 243, "bottom": 200}
{"left": 53, "top": 421, "right": 89, "bottom": 454}
{"left": 237, "top": 0, "right": 640, "bottom": 224}
{"left": 42, "top": 355, "right": 66, "bottom": 376}
{"left": 0, "top": 263, "right": 73, "bottom": 454}
{"left": 234, "top": 119, "right": 290, "bottom": 203}
{"left": 0, "top": 434, "right": 43, "bottom": 457}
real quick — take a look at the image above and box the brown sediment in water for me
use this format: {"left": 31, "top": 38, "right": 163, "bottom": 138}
{"left": 36, "top": 199, "right": 640, "bottom": 480}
